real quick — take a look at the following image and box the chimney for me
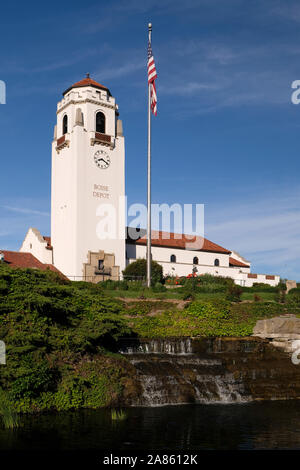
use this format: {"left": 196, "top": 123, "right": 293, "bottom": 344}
{"left": 0, "top": 251, "right": 4, "bottom": 262}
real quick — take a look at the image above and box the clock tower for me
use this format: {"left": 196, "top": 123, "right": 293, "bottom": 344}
{"left": 51, "top": 75, "right": 126, "bottom": 281}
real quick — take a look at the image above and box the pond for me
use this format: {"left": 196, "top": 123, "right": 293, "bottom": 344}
{"left": 1, "top": 401, "right": 300, "bottom": 452}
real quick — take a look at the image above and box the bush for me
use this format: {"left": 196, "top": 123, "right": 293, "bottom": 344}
{"left": 182, "top": 292, "right": 195, "bottom": 301}
{"left": 186, "top": 299, "right": 230, "bottom": 319}
{"left": 226, "top": 285, "right": 243, "bottom": 302}
{"left": 287, "top": 287, "right": 300, "bottom": 297}
{"left": 275, "top": 290, "right": 286, "bottom": 304}
{"left": 0, "top": 264, "right": 135, "bottom": 414}
{"left": 123, "top": 259, "right": 163, "bottom": 284}
{"left": 10, "top": 354, "right": 57, "bottom": 400}
{"left": 242, "top": 283, "right": 279, "bottom": 293}
{"left": 101, "top": 280, "right": 129, "bottom": 291}
{"left": 287, "top": 288, "right": 300, "bottom": 304}
{"left": 151, "top": 282, "right": 167, "bottom": 293}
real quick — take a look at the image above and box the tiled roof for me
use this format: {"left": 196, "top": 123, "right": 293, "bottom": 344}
{"left": 1, "top": 251, "right": 64, "bottom": 276}
{"left": 63, "top": 75, "right": 110, "bottom": 96}
{"left": 229, "top": 257, "right": 250, "bottom": 268}
{"left": 129, "top": 230, "right": 231, "bottom": 254}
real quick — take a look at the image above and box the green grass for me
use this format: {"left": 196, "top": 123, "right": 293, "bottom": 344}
{"left": 107, "top": 288, "right": 277, "bottom": 303}
{"left": 123, "top": 300, "right": 300, "bottom": 338}
{"left": 241, "top": 292, "right": 277, "bottom": 301}
{"left": 0, "top": 393, "right": 20, "bottom": 429}
{"left": 111, "top": 408, "right": 128, "bottom": 421}
{"left": 108, "top": 289, "right": 184, "bottom": 300}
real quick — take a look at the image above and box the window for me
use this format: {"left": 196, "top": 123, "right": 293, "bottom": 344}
{"left": 96, "top": 111, "right": 105, "bottom": 133}
{"left": 193, "top": 256, "right": 198, "bottom": 265}
{"left": 62, "top": 114, "right": 68, "bottom": 135}
{"left": 170, "top": 254, "right": 176, "bottom": 263}
{"left": 98, "top": 260, "right": 104, "bottom": 271}
{"left": 214, "top": 258, "right": 220, "bottom": 266}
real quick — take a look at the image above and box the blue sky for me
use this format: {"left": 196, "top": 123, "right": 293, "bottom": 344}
{"left": 1, "top": 0, "right": 300, "bottom": 279}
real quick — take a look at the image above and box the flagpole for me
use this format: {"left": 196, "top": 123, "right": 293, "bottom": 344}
{"left": 147, "top": 22, "right": 152, "bottom": 288}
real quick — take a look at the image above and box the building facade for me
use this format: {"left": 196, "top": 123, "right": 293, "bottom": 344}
{"left": 17, "top": 76, "right": 280, "bottom": 287}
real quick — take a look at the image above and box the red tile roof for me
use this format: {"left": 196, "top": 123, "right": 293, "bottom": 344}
{"left": 131, "top": 230, "right": 231, "bottom": 254}
{"left": 1, "top": 251, "right": 64, "bottom": 276}
{"left": 63, "top": 75, "right": 110, "bottom": 96}
{"left": 229, "top": 257, "right": 250, "bottom": 268}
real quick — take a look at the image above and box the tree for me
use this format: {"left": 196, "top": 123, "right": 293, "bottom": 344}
{"left": 122, "top": 259, "right": 163, "bottom": 284}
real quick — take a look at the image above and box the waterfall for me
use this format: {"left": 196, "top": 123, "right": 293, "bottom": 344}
{"left": 118, "top": 338, "right": 251, "bottom": 406}
{"left": 118, "top": 338, "right": 193, "bottom": 355}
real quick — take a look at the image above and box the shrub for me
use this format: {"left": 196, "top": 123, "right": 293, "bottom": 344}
{"left": 151, "top": 282, "right": 167, "bottom": 293}
{"left": 226, "top": 285, "right": 243, "bottom": 302}
{"left": 186, "top": 299, "right": 230, "bottom": 319}
{"left": 198, "top": 274, "right": 234, "bottom": 287}
{"left": 242, "top": 283, "right": 280, "bottom": 293}
{"left": 127, "top": 280, "right": 144, "bottom": 291}
{"left": 100, "top": 280, "right": 129, "bottom": 291}
{"left": 287, "top": 287, "right": 300, "bottom": 297}
{"left": 182, "top": 292, "right": 195, "bottom": 301}
{"left": 0, "top": 279, "right": 9, "bottom": 296}
{"left": 275, "top": 290, "right": 286, "bottom": 304}
{"left": 287, "top": 288, "right": 300, "bottom": 305}
{"left": 10, "top": 354, "right": 57, "bottom": 400}
{"left": 123, "top": 259, "right": 163, "bottom": 284}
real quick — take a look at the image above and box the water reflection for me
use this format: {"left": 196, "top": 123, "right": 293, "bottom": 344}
{"left": 0, "top": 401, "right": 300, "bottom": 451}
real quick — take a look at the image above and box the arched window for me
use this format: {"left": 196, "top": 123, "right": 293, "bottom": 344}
{"left": 193, "top": 256, "right": 199, "bottom": 265}
{"left": 170, "top": 254, "right": 176, "bottom": 263}
{"left": 96, "top": 111, "right": 105, "bottom": 133}
{"left": 214, "top": 258, "right": 220, "bottom": 266}
{"left": 62, "top": 114, "right": 68, "bottom": 135}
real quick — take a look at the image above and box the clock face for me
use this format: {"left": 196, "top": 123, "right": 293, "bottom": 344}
{"left": 94, "top": 150, "right": 110, "bottom": 169}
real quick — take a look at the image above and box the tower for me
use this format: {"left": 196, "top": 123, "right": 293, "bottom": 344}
{"left": 51, "top": 75, "right": 126, "bottom": 281}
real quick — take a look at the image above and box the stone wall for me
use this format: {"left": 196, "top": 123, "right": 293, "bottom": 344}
{"left": 83, "top": 250, "right": 119, "bottom": 283}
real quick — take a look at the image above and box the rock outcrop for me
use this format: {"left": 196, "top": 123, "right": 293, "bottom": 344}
{"left": 253, "top": 314, "right": 300, "bottom": 352}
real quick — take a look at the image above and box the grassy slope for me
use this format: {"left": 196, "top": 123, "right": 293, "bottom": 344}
{"left": 121, "top": 299, "right": 299, "bottom": 338}
{"left": 108, "top": 289, "right": 277, "bottom": 302}
{"left": 0, "top": 264, "right": 299, "bottom": 414}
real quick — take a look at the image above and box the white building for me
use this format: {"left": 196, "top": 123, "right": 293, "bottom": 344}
{"left": 19, "top": 76, "right": 280, "bottom": 287}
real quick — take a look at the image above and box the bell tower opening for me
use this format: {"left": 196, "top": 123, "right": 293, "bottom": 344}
{"left": 62, "top": 114, "right": 68, "bottom": 135}
{"left": 96, "top": 111, "right": 106, "bottom": 134}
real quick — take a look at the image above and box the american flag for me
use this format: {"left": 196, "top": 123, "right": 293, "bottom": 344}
{"left": 147, "top": 41, "right": 157, "bottom": 116}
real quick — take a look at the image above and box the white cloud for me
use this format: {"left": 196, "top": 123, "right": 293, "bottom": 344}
{"left": 204, "top": 187, "right": 300, "bottom": 279}
{"left": 2, "top": 206, "right": 50, "bottom": 217}
{"left": 94, "top": 60, "right": 144, "bottom": 81}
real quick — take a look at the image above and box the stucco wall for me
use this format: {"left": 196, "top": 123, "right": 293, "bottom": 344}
{"left": 51, "top": 86, "right": 125, "bottom": 280}
{"left": 126, "top": 243, "right": 279, "bottom": 287}
{"left": 20, "top": 228, "right": 53, "bottom": 264}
